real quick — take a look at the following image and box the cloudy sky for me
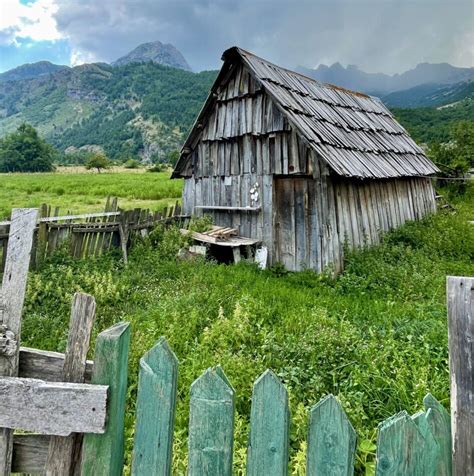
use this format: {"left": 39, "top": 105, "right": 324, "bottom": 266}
{"left": 1, "top": 0, "right": 473, "bottom": 74}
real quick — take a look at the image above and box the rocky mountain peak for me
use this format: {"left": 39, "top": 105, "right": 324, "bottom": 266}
{"left": 111, "top": 40, "right": 191, "bottom": 71}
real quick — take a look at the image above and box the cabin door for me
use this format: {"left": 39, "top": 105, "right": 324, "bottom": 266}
{"left": 274, "top": 177, "right": 317, "bottom": 271}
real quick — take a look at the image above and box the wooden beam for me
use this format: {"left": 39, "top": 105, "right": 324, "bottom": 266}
{"left": 0, "top": 377, "right": 107, "bottom": 436}
{"left": 19, "top": 347, "right": 93, "bottom": 382}
{"left": 46, "top": 293, "right": 97, "bottom": 475}
{"left": 0, "top": 208, "right": 38, "bottom": 475}
{"left": 447, "top": 276, "right": 473, "bottom": 475}
{"left": 12, "top": 434, "right": 49, "bottom": 474}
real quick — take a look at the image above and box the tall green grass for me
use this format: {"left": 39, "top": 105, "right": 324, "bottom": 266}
{"left": 19, "top": 187, "right": 474, "bottom": 474}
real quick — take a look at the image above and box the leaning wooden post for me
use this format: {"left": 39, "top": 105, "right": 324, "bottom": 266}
{"left": 131, "top": 337, "right": 178, "bottom": 475}
{"left": 0, "top": 208, "right": 38, "bottom": 475}
{"left": 447, "top": 276, "right": 473, "bottom": 475}
{"left": 81, "top": 322, "right": 130, "bottom": 476}
{"left": 45, "top": 293, "right": 97, "bottom": 475}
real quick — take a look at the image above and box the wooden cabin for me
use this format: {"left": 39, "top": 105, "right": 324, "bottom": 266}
{"left": 172, "top": 47, "right": 438, "bottom": 272}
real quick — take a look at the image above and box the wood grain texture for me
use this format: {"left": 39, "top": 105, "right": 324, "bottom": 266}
{"left": 188, "top": 366, "right": 235, "bottom": 476}
{"left": 447, "top": 276, "right": 473, "bottom": 476}
{"left": 0, "top": 208, "right": 38, "bottom": 475}
{"left": 246, "top": 370, "right": 289, "bottom": 476}
{"left": 46, "top": 293, "right": 96, "bottom": 475}
{"left": 376, "top": 411, "right": 426, "bottom": 475}
{"left": 0, "top": 377, "right": 107, "bottom": 435}
{"left": 19, "top": 347, "right": 93, "bottom": 382}
{"left": 307, "top": 394, "right": 356, "bottom": 475}
{"left": 131, "top": 337, "right": 178, "bottom": 476}
{"left": 423, "top": 393, "right": 452, "bottom": 476}
{"left": 12, "top": 434, "right": 49, "bottom": 474}
{"left": 81, "top": 322, "right": 130, "bottom": 476}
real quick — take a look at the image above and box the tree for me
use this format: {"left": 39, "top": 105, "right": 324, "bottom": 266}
{"left": 0, "top": 123, "right": 55, "bottom": 172}
{"left": 429, "top": 120, "right": 474, "bottom": 178}
{"left": 85, "top": 153, "right": 110, "bottom": 173}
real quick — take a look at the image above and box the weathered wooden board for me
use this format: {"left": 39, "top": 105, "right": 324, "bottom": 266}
{"left": 46, "top": 293, "right": 97, "bottom": 475}
{"left": 447, "top": 276, "right": 473, "bottom": 475}
{"left": 246, "top": 370, "right": 289, "bottom": 476}
{"left": 19, "top": 347, "right": 94, "bottom": 382}
{"left": 0, "top": 208, "right": 38, "bottom": 474}
{"left": 12, "top": 434, "right": 49, "bottom": 474}
{"left": 307, "top": 395, "right": 356, "bottom": 475}
{"left": 132, "top": 337, "right": 178, "bottom": 476}
{"left": 0, "top": 377, "right": 107, "bottom": 436}
{"left": 188, "top": 366, "right": 235, "bottom": 476}
{"left": 81, "top": 322, "right": 130, "bottom": 476}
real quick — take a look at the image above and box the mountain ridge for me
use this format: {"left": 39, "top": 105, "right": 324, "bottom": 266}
{"left": 298, "top": 62, "right": 474, "bottom": 95}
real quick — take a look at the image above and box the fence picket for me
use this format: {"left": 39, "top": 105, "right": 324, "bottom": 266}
{"left": 412, "top": 410, "right": 440, "bottom": 475}
{"left": 246, "top": 370, "right": 290, "bottom": 476}
{"left": 375, "top": 410, "right": 425, "bottom": 475}
{"left": 131, "top": 337, "right": 178, "bottom": 476}
{"left": 423, "top": 393, "right": 452, "bottom": 476}
{"left": 306, "top": 394, "right": 356, "bottom": 475}
{"left": 188, "top": 366, "right": 235, "bottom": 476}
{"left": 81, "top": 322, "right": 130, "bottom": 476}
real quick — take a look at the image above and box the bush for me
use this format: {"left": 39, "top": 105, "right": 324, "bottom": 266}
{"left": 123, "top": 158, "right": 140, "bottom": 169}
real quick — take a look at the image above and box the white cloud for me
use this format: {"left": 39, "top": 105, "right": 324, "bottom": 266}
{"left": 0, "top": 0, "right": 63, "bottom": 45}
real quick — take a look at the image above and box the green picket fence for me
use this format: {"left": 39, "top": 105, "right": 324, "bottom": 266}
{"left": 81, "top": 328, "right": 453, "bottom": 475}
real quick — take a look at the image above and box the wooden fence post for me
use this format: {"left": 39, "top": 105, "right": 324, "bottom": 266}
{"left": 45, "top": 293, "right": 97, "bottom": 475}
{"left": 447, "top": 276, "right": 473, "bottom": 475}
{"left": 81, "top": 322, "right": 130, "bottom": 476}
{"left": 306, "top": 394, "right": 356, "bottom": 475}
{"left": 131, "top": 337, "right": 178, "bottom": 475}
{"left": 246, "top": 370, "right": 290, "bottom": 476}
{"left": 188, "top": 366, "right": 235, "bottom": 476}
{"left": 0, "top": 208, "right": 38, "bottom": 475}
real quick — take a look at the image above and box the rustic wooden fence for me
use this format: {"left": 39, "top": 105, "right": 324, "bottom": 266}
{"left": 0, "top": 209, "right": 472, "bottom": 475}
{"left": 0, "top": 198, "right": 188, "bottom": 270}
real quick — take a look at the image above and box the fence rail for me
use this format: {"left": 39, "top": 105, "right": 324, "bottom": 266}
{"left": 0, "top": 198, "right": 188, "bottom": 270}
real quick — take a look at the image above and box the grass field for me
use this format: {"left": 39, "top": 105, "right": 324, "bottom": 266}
{"left": 0, "top": 169, "right": 183, "bottom": 219}
{"left": 19, "top": 185, "right": 474, "bottom": 474}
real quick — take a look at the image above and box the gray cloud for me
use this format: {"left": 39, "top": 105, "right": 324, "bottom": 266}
{"left": 53, "top": 0, "right": 474, "bottom": 73}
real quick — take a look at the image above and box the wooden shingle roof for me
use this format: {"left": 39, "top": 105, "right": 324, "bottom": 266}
{"left": 173, "top": 47, "right": 439, "bottom": 179}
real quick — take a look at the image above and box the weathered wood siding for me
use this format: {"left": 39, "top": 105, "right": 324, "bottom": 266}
{"left": 180, "top": 63, "right": 437, "bottom": 272}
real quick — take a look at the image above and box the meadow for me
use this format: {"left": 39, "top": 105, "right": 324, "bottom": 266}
{"left": 0, "top": 168, "right": 183, "bottom": 219}
{"left": 18, "top": 183, "right": 474, "bottom": 474}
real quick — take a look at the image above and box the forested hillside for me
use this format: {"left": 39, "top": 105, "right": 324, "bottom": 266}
{"left": 0, "top": 62, "right": 217, "bottom": 161}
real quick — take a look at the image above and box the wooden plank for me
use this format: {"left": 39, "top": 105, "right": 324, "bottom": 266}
{"left": 36, "top": 203, "right": 49, "bottom": 266}
{"left": 412, "top": 410, "right": 442, "bottom": 475}
{"left": 375, "top": 411, "right": 425, "bottom": 475}
{"left": 0, "top": 377, "right": 107, "bottom": 435}
{"left": 81, "top": 322, "right": 130, "bottom": 476}
{"left": 132, "top": 337, "right": 178, "bottom": 476}
{"left": 447, "top": 276, "right": 473, "bottom": 475}
{"left": 307, "top": 394, "right": 356, "bottom": 475}
{"left": 188, "top": 366, "right": 235, "bottom": 476}
{"left": 246, "top": 370, "right": 289, "bottom": 476}
{"left": 12, "top": 434, "right": 49, "bottom": 474}
{"left": 423, "top": 393, "right": 452, "bottom": 476}
{"left": 19, "top": 346, "right": 93, "bottom": 382}
{"left": 46, "top": 293, "right": 97, "bottom": 475}
{"left": 0, "top": 208, "right": 38, "bottom": 475}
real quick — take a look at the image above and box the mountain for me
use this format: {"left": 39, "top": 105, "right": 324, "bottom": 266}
{"left": 383, "top": 79, "right": 474, "bottom": 108}
{"left": 112, "top": 41, "right": 191, "bottom": 71}
{"left": 0, "top": 61, "right": 68, "bottom": 82}
{"left": 298, "top": 62, "right": 474, "bottom": 95}
{"left": 0, "top": 61, "right": 216, "bottom": 160}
